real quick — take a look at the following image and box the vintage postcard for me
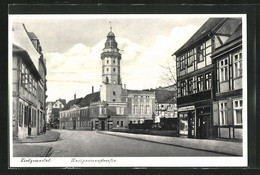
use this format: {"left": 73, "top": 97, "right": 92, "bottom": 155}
{"left": 9, "top": 13, "right": 247, "bottom": 167}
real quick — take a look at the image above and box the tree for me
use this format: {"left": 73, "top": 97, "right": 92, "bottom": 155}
{"left": 159, "top": 56, "right": 177, "bottom": 87}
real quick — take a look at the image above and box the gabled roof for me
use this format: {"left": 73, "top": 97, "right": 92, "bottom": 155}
{"left": 173, "top": 18, "right": 226, "bottom": 56}
{"left": 61, "top": 98, "right": 83, "bottom": 111}
{"left": 56, "top": 99, "right": 66, "bottom": 106}
{"left": 212, "top": 23, "right": 242, "bottom": 58}
{"left": 78, "top": 92, "right": 100, "bottom": 107}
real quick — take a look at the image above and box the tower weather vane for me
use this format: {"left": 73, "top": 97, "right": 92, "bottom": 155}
{"left": 109, "top": 21, "right": 112, "bottom": 32}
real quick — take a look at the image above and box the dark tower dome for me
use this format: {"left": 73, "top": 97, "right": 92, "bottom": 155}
{"left": 104, "top": 31, "right": 118, "bottom": 50}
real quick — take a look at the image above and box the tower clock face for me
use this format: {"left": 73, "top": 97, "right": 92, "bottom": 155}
{"left": 113, "top": 80, "right": 116, "bottom": 84}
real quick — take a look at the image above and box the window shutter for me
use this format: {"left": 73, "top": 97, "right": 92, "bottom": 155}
{"left": 213, "top": 102, "right": 219, "bottom": 126}
{"left": 226, "top": 98, "right": 233, "bottom": 125}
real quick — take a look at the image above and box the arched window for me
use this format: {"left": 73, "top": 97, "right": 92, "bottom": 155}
{"left": 106, "top": 77, "right": 109, "bottom": 83}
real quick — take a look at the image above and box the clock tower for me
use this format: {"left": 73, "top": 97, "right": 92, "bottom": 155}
{"left": 100, "top": 25, "right": 122, "bottom": 102}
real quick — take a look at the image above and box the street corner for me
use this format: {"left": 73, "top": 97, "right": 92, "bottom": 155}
{"left": 13, "top": 145, "right": 52, "bottom": 157}
{"left": 16, "top": 130, "right": 60, "bottom": 143}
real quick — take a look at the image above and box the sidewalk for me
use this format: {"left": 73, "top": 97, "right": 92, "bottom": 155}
{"left": 14, "top": 130, "right": 60, "bottom": 143}
{"left": 98, "top": 131, "right": 243, "bottom": 156}
{"left": 13, "top": 130, "right": 60, "bottom": 157}
{"left": 13, "top": 145, "right": 52, "bottom": 157}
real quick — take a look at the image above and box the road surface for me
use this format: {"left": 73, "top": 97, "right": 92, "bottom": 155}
{"left": 21, "top": 130, "right": 228, "bottom": 157}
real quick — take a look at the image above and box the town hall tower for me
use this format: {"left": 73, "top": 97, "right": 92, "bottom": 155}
{"left": 100, "top": 25, "right": 122, "bottom": 102}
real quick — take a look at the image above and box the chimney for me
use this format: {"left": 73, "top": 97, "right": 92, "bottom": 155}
{"left": 74, "top": 93, "right": 76, "bottom": 100}
{"left": 124, "top": 84, "right": 126, "bottom": 89}
{"left": 92, "top": 86, "right": 94, "bottom": 93}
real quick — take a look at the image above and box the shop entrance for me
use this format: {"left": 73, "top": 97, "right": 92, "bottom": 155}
{"left": 178, "top": 110, "right": 195, "bottom": 138}
{"left": 196, "top": 107, "right": 211, "bottom": 139}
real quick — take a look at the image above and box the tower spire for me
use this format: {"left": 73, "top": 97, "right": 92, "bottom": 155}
{"left": 109, "top": 21, "right": 112, "bottom": 32}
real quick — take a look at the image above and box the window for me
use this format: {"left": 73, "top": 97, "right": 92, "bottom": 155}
{"left": 113, "top": 59, "right": 115, "bottom": 63}
{"left": 187, "top": 49, "right": 194, "bottom": 67}
{"left": 106, "top": 77, "right": 109, "bottom": 83}
{"left": 121, "top": 121, "right": 123, "bottom": 127}
{"left": 106, "top": 68, "right": 109, "bottom": 72}
{"left": 113, "top": 68, "right": 116, "bottom": 72}
{"left": 116, "top": 107, "right": 120, "bottom": 114}
{"left": 220, "top": 58, "right": 228, "bottom": 82}
{"left": 205, "top": 72, "right": 212, "bottom": 90}
{"left": 113, "top": 99, "right": 115, "bottom": 102}
{"left": 180, "top": 55, "right": 185, "bottom": 70}
{"left": 219, "top": 102, "right": 227, "bottom": 125}
{"left": 99, "top": 107, "right": 103, "bottom": 114}
{"left": 233, "top": 99, "right": 242, "bottom": 125}
{"left": 104, "top": 108, "right": 107, "bottom": 115}
{"left": 107, "top": 60, "right": 109, "bottom": 64}
{"left": 134, "top": 105, "right": 138, "bottom": 114}
{"left": 117, "top": 121, "right": 119, "bottom": 127}
{"left": 233, "top": 52, "right": 242, "bottom": 78}
{"left": 197, "top": 75, "right": 204, "bottom": 91}
{"left": 19, "top": 102, "right": 23, "bottom": 127}
{"left": 113, "top": 91, "right": 116, "bottom": 95}
{"left": 140, "top": 105, "right": 144, "bottom": 114}
{"left": 197, "top": 45, "right": 204, "bottom": 62}
{"left": 188, "top": 79, "right": 193, "bottom": 94}
{"left": 120, "top": 107, "right": 124, "bottom": 115}
{"left": 145, "top": 105, "right": 150, "bottom": 114}
{"left": 24, "top": 105, "right": 28, "bottom": 127}
{"left": 32, "top": 109, "right": 36, "bottom": 127}
{"left": 180, "top": 81, "right": 186, "bottom": 96}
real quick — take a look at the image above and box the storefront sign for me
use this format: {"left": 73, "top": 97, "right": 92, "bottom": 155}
{"left": 178, "top": 106, "right": 195, "bottom": 112}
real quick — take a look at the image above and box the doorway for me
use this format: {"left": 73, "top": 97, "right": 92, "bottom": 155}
{"left": 101, "top": 121, "right": 105, "bottom": 130}
{"left": 197, "top": 114, "right": 210, "bottom": 139}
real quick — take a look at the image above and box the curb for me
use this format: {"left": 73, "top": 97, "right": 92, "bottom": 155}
{"left": 43, "top": 147, "right": 53, "bottom": 157}
{"left": 98, "top": 131, "right": 241, "bottom": 156}
{"left": 15, "top": 133, "right": 60, "bottom": 144}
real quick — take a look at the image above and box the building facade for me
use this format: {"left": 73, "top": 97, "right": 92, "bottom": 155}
{"left": 12, "top": 23, "right": 47, "bottom": 139}
{"left": 212, "top": 22, "right": 243, "bottom": 139}
{"left": 59, "top": 28, "right": 155, "bottom": 130}
{"left": 46, "top": 99, "right": 66, "bottom": 129}
{"left": 174, "top": 18, "right": 242, "bottom": 139}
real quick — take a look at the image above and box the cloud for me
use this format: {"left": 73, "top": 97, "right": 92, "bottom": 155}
{"left": 45, "top": 24, "right": 201, "bottom": 102}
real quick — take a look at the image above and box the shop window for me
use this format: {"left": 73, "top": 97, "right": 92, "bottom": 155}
{"left": 233, "top": 52, "right": 242, "bottom": 78}
{"left": 205, "top": 72, "right": 212, "bottom": 90}
{"left": 233, "top": 99, "right": 242, "bottom": 125}
{"left": 220, "top": 58, "right": 228, "bottom": 82}
{"left": 219, "top": 102, "right": 227, "bottom": 125}
{"left": 121, "top": 121, "right": 123, "bottom": 127}
{"left": 197, "top": 75, "right": 204, "bottom": 92}
{"left": 117, "top": 121, "right": 119, "bottom": 127}
{"left": 188, "top": 79, "right": 193, "bottom": 94}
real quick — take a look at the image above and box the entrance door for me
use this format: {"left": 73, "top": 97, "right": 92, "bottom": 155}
{"left": 101, "top": 121, "right": 105, "bottom": 130}
{"left": 73, "top": 120, "right": 76, "bottom": 130}
{"left": 197, "top": 114, "right": 210, "bottom": 139}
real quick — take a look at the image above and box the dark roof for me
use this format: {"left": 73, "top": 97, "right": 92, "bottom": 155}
{"left": 13, "top": 44, "right": 41, "bottom": 80}
{"left": 27, "top": 32, "right": 38, "bottom": 40}
{"left": 127, "top": 89, "right": 154, "bottom": 95}
{"left": 61, "top": 98, "right": 83, "bottom": 110}
{"left": 78, "top": 92, "right": 100, "bottom": 107}
{"left": 154, "top": 90, "right": 176, "bottom": 104}
{"left": 56, "top": 99, "right": 67, "bottom": 106}
{"left": 212, "top": 23, "right": 242, "bottom": 58}
{"left": 173, "top": 18, "right": 226, "bottom": 56}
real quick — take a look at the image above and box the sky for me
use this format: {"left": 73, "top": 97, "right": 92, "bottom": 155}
{"left": 11, "top": 15, "right": 208, "bottom": 102}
